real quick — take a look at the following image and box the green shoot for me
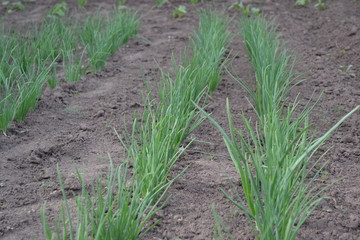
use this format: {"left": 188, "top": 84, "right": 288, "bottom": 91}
{"left": 173, "top": 5, "right": 187, "bottom": 18}
{"left": 77, "top": 0, "right": 88, "bottom": 8}
{"left": 117, "top": 0, "right": 127, "bottom": 6}
{"left": 3, "top": 1, "right": 25, "bottom": 14}
{"left": 315, "top": 0, "right": 328, "bottom": 10}
{"left": 229, "top": 1, "right": 262, "bottom": 16}
{"left": 156, "top": 0, "right": 168, "bottom": 6}
{"left": 47, "top": 2, "right": 68, "bottom": 18}
{"left": 295, "top": 0, "right": 311, "bottom": 6}
{"left": 62, "top": 49, "right": 86, "bottom": 82}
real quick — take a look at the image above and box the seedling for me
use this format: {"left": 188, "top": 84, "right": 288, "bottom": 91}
{"left": 47, "top": 63, "right": 58, "bottom": 88}
{"left": 77, "top": 0, "right": 88, "bottom": 8}
{"left": 117, "top": 0, "right": 127, "bottom": 5}
{"left": 295, "top": 0, "right": 311, "bottom": 6}
{"left": 63, "top": 49, "right": 86, "bottom": 82}
{"left": 173, "top": 5, "right": 187, "bottom": 18}
{"left": 229, "top": 1, "right": 262, "bottom": 16}
{"left": 339, "top": 65, "right": 356, "bottom": 77}
{"left": 315, "top": 0, "right": 328, "bottom": 10}
{"left": 156, "top": 0, "right": 168, "bottom": 6}
{"left": 3, "top": 1, "right": 25, "bottom": 14}
{"left": 47, "top": 2, "right": 67, "bottom": 18}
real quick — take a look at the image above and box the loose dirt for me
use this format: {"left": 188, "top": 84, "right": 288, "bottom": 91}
{"left": 0, "top": 0, "right": 359, "bottom": 239}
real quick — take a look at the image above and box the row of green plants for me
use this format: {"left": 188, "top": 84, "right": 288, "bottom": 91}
{"left": 41, "top": 10, "right": 230, "bottom": 239}
{"left": 0, "top": 8, "right": 139, "bottom": 133}
{"left": 200, "top": 16, "right": 358, "bottom": 239}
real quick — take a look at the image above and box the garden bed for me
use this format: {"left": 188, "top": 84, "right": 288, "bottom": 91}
{"left": 0, "top": 0, "right": 359, "bottom": 239}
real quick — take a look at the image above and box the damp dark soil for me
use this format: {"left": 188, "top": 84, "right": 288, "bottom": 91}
{"left": 0, "top": 0, "right": 359, "bottom": 239}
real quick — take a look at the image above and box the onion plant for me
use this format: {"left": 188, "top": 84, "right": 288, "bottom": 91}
{"left": 122, "top": 10, "right": 229, "bottom": 199}
{"left": 41, "top": 162, "right": 171, "bottom": 240}
{"left": 197, "top": 16, "right": 359, "bottom": 240}
{"left": 41, "top": 9, "right": 229, "bottom": 239}
{"left": 238, "top": 17, "right": 297, "bottom": 119}
{"left": 202, "top": 101, "right": 358, "bottom": 240}
{"left": 189, "top": 10, "right": 230, "bottom": 93}
{"left": 81, "top": 9, "right": 139, "bottom": 72}
{"left": 62, "top": 49, "right": 86, "bottom": 82}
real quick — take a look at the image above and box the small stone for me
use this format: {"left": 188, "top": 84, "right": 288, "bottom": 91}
{"left": 79, "top": 124, "right": 94, "bottom": 132}
{"left": 174, "top": 214, "right": 183, "bottom": 223}
{"left": 315, "top": 49, "right": 327, "bottom": 56}
{"left": 348, "top": 26, "right": 358, "bottom": 36}
{"left": 93, "top": 110, "right": 105, "bottom": 118}
{"left": 340, "top": 136, "right": 355, "bottom": 144}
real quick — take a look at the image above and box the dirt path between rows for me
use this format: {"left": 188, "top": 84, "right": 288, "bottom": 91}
{"left": 1, "top": 0, "right": 359, "bottom": 239}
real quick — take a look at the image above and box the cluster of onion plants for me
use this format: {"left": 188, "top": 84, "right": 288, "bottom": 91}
{"left": 202, "top": 16, "right": 359, "bottom": 239}
{"left": 0, "top": 8, "right": 139, "bottom": 134}
{"left": 123, "top": 10, "right": 230, "bottom": 199}
{"left": 41, "top": 10, "right": 230, "bottom": 239}
{"left": 0, "top": 28, "right": 54, "bottom": 133}
{"left": 80, "top": 10, "right": 139, "bottom": 73}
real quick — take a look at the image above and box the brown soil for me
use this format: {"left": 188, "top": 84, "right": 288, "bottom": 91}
{"left": 0, "top": 0, "right": 359, "bottom": 239}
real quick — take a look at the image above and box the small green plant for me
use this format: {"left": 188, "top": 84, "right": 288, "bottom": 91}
{"left": 339, "top": 64, "right": 356, "bottom": 77}
{"left": 2, "top": 1, "right": 25, "bottom": 14}
{"left": 47, "top": 2, "right": 67, "bottom": 18}
{"left": 117, "top": 0, "right": 127, "bottom": 5}
{"left": 315, "top": 0, "right": 328, "bottom": 10}
{"left": 189, "top": 0, "right": 199, "bottom": 4}
{"left": 173, "top": 5, "right": 187, "bottom": 18}
{"left": 156, "top": 0, "right": 168, "bottom": 6}
{"left": 62, "top": 50, "right": 86, "bottom": 82}
{"left": 295, "top": 0, "right": 311, "bottom": 6}
{"left": 229, "top": 1, "right": 262, "bottom": 16}
{"left": 77, "top": 0, "right": 88, "bottom": 8}
{"left": 47, "top": 63, "right": 58, "bottom": 88}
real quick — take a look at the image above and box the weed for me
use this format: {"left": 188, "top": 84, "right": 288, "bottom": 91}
{"left": 173, "top": 5, "right": 187, "bottom": 18}
{"left": 339, "top": 65, "right": 356, "bottom": 77}
{"left": 117, "top": 0, "right": 127, "bottom": 5}
{"left": 295, "top": 0, "right": 311, "bottom": 6}
{"left": 3, "top": 1, "right": 25, "bottom": 14}
{"left": 77, "top": 0, "right": 88, "bottom": 8}
{"left": 156, "top": 0, "right": 168, "bottom": 6}
{"left": 47, "top": 63, "right": 58, "bottom": 88}
{"left": 229, "top": 1, "right": 262, "bottom": 16}
{"left": 315, "top": 0, "right": 328, "bottom": 10}
{"left": 47, "top": 2, "right": 67, "bottom": 18}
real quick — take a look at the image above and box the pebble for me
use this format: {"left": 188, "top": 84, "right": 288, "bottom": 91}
{"left": 93, "top": 110, "right": 105, "bottom": 118}
{"left": 174, "top": 214, "right": 183, "bottom": 223}
{"left": 348, "top": 26, "right": 358, "bottom": 36}
{"left": 340, "top": 136, "right": 355, "bottom": 144}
